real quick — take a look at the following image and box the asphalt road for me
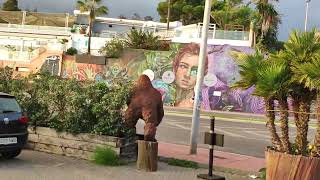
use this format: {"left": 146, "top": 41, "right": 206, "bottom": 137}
{"left": 143, "top": 113, "right": 317, "bottom": 158}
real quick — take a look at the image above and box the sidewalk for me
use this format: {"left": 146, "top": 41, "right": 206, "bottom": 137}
{"left": 158, "top": 142, "right": 265, "bottom": 173}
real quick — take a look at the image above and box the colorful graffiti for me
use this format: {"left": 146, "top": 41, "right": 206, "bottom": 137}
{"left": 61, "top": 44, "right": 265, "bottom": 114}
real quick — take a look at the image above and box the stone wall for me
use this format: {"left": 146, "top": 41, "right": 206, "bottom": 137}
{"left": 27, "top": 127, "right": 137, "bottom": 161}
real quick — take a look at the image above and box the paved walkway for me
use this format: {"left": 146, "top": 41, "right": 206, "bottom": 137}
{"left": 158, "top": 142, "right": 265, "bottom": 172}
{"left": 0, "top": 150, "right": 252, "bottom": 180}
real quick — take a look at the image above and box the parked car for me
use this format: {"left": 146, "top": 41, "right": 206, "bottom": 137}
{"left": 0, "top": 92, "right": 28, "bottom": 159}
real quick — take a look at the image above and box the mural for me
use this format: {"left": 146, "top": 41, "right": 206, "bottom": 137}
{"left": 61, "top": 44, "right": 265, "bottom": 114}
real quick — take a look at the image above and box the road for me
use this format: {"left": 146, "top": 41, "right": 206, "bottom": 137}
{"left": 143, "top": 113, "right": 317, "bottom": 158}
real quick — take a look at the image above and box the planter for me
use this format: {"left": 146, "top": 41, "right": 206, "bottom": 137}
{"left": 75, "top": 54, "right": 106, "bottom": 65}
{"left": 266, "top": 150, "right": 320, "bottom": 180}
{"left": 27, "top": 127, "right": 137, "bottom": 161}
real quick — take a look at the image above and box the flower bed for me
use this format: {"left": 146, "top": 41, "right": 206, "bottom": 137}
{"left": 27, "top": 127, "right": 137, "bottom": 161}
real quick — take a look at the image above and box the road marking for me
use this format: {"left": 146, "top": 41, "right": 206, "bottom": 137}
{"left": 244, "top": 130, "right": 269, "bottom": 138}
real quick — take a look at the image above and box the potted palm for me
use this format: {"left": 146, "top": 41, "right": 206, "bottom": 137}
{"left": 234, "top": 29, "right": 320, "bottom": 179}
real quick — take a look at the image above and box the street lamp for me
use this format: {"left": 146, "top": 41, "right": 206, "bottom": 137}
{"left": 189, "top": 0, "right": 212, "bottom": 154}
{"left": 304, "top": 0, "right": 311, "bottom": 32}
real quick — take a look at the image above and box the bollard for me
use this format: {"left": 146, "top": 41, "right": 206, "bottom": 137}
{"left": 197, "top": 116, "right": 225, "bottom": 180}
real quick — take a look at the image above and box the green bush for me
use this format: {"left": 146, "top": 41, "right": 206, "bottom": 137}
{"left": 125, "top": 29, "right": 160, "bottom": 50}
{"left": 65, "top": 47, "right": 78, "bottom": 55}
{"left": 167, "top": 158, "right": 199, "bottom": 169}
{"left": 99, "top": 39, "right": 124, "bottom": 58}
{"left": 93, "top": 146, "right": 126, "bottom": 166}
{"left": 0, "top": 66, "right": 135, "bottom": 137}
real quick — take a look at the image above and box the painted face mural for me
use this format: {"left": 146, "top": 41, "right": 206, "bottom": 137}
{"left": 175, "top": 54, "right": 198, "bottom": 90}
{"left": 61, "top": 43, "right": 265, "bottom": 114}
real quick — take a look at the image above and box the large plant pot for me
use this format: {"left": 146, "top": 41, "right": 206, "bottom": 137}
{"left": 266, "top": 150, "right": 320, "bottom": 180}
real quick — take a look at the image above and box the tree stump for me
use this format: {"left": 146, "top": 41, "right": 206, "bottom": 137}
{"left": 137, "top": 140, "right": 158, "bottom": 172}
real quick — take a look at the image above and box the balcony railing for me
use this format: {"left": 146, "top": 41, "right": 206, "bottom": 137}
{"left": 0, "top": 23, "right": 71, "bottom": 36}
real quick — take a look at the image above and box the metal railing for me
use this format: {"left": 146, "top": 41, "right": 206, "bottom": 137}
{"left": 0, "top": 23, "right": 71, "bottom": 35}
{"left": 0, "top": 47, "right": 43, "bottom": 61}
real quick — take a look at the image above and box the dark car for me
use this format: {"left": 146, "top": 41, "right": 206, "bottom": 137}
{"left": 0, "top": 92, "right": 28, "bottom": 159}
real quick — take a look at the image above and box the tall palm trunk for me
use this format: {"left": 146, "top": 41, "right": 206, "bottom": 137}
{"left": 296, "top": 98, "right": 311, "bottom": 154}
{"left": 278, "top": 97, "right": 290, "bottom": 152}
{"left": 265, "top": 97, "right": 282, "bottom": 150}
{"left": 315, "top": 93, "right": 320, "bottom": 150}
{"left": 87, "top": 18, "right": 92, "bottom": 54}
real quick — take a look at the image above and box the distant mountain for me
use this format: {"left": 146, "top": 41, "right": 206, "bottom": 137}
{"left": 0, "top": 0, "right": 318, "bottom": 40}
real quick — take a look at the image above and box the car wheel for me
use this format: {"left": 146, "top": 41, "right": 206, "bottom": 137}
{"left": 1, "top": 149, "right": 21, "bottom": 159}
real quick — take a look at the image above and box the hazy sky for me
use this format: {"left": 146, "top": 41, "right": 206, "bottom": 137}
{"left": 0, "top": 0, "right": 319, "bottom": 40}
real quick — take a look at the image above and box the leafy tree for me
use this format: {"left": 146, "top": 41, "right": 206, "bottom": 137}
{"left": 2, "top": 0, "right": 20, "bottom": 11}
{"left": 157, "top": 0, "right": 205, "bottom": 25}
{"left": 144, "top": 16, "right": 153, "bottom": 21}
{"left": 211, "top": 0, "right": 254, "bottom": 30}
{"left": 77, "top": 0, "right": 108, "bottom": 54}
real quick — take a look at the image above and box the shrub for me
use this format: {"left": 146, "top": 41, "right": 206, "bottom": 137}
{"left": 125, "top": 29, "right": 160, "bottom": 50}
{"left": 1, "top": 66, "right": 135, "bottom": 137}
{"left": 93, "top": 146, "right": 126, "bottom": 166}
{"left": 65, "top": 47, "right": 78, "bottom": 55}
{"left": 99, "top": 39, "right": 124, "bottom": 58}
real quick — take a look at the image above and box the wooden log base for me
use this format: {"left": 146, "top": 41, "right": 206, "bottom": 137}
{"left": 137, "top": 140, "right": 158, "bottom": 172}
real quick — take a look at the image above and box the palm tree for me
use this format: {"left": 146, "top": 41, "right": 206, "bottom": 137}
{"left": 254, "top": 56, "right": 291, "bottom": 152}
{"left": 232, "top": 50, "right": 282, "bottom": 149}
{"left": 253, "top": 0, "right": 279, "bottom": 38}
{"left": 290, "top": 30, "right": 320, "bottom": 152}
{"left": 77, "top": 0, "right": 108, "bottom": 54}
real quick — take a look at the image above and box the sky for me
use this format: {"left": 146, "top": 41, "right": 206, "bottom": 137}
{"left": 0, "top": 0, "right": 319, "bottom": 40}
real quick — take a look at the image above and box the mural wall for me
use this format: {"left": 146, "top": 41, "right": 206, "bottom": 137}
{"left": 61, "top": 44, "right": 265, "bottom": 114}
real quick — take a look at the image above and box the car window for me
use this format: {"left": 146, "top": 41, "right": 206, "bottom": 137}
{"left": 0, "top": 97, "right": 21, "bottom": 113}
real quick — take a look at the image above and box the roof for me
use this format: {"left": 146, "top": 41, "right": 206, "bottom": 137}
{"left": 0, "top": 92, "right": 13, "bottom": 97}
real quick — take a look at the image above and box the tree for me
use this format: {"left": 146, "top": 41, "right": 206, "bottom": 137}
{"left": 77, "top": 0, "right": 108, "bottom": 55}
{"left": 232, "top": 50, "right": 282, "bottom": 150}
{"left": 254, "top": 55, "right": 291, "bottom": 152}
{"left": 289, "top": 29, "right": 320, "bottom": 153}
{"left": 252, "top": 0, "right": 280, "bottom": 51}
{"left": 2, "top": 0, "right": 20, "bottom": 11}
{"left": 131, "top": 13, "right": 141, "bottom": 20}
{"left": 157, "top": 0, "right": 205, "bottom": 25}
{"left": 144, "top": 16, "right": 153, "bottom": 21}
{"left": 211, "top": 0, "right": 254, "bottom": 30}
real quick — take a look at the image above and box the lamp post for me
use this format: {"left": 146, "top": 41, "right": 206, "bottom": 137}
{"left": 304, "top": 0, "right": 311, "bottom": 32}
{"left": 189, "top": 0, "right": 212, "bottom": 154}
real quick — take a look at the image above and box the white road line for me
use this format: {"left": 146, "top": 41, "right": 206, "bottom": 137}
{"left": 244, "top": 130, "right": 269, "bottom": 138}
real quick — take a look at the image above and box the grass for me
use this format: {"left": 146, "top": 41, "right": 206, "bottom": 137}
{"left": 92, "top": 146, "right": 127, "bottom": 166}
{"left": 166, "top": 158, "right": 199, "bottom": 169}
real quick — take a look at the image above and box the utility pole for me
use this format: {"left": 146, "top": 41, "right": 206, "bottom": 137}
{"left": 305, "top": 0, "right": 311, "bottom": 32}
{"left": 189, "top": 0, "right": 212, "bottom": 154}
{"left": 166, "top": 0, "right": 171, "bottom": 31}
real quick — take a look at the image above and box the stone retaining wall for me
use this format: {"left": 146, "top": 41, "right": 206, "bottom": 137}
{"left": 27, "top": 127, "right": 137, "bottom": 161}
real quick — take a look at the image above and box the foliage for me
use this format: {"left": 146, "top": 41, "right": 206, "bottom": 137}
{"left": 5, "top": 45, "right": 16, "bottom": 51}
{"left": 65, "top": 47, "right": 78, "bottom": 55}
{"left": 211, "top": 0, "right": 254, "bottom": 30}
{"left": 234, "top": 30, "right": 320, "bottom": 156}
{"left": 2, "top": 0, "right": 20, "bottom": 11}
{"left": 252, "top": 0, "right": 280, "bottom": 52}
{"left": 144, "top": 16, "right": 153, "bottom": 21}
{"left": 0, "top": 67, "right": 135, "bottom": 137}
{"left": 125, "top": 29, "right": 160, "bottom": 50}
{"left": 93, "top": 146, "right": 126, "bottom": 166}
{"left": 167, "top": 158, "right": 199, "bottom": 169}
{"left": 157, "top": 0, "right": 205, "bottom": 25}
{"left": 259, "top": 168, "right": 266, "bottom": 180}
{"left": 99, "top": 39, "right": 125, "bottom": 58}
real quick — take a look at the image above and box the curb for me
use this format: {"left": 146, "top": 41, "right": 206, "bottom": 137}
{"left": 158, "top": 156, "right": 260, "bottom": 177}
